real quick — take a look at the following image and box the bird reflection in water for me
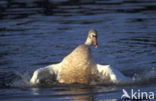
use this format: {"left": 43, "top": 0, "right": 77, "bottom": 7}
{"left": 60, "top": 85, "right": 95, "bottom": 101}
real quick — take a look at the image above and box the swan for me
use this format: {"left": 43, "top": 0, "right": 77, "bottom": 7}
{"left": 30, "top": 29, "right": 132, "bottom": 85}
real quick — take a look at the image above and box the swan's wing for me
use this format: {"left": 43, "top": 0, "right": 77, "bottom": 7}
{"left": 46, "top": 62, "right": 61, "bottom": 74}
{"left": 30, "top": 63, "right": 61, "bottom": 85}
{"left": 96, "top": 64, "right": 132, "bottom": 83}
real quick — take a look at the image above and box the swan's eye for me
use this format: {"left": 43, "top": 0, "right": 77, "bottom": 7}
{"left": 93, "top": 35, "right": 97, "bottom": 37}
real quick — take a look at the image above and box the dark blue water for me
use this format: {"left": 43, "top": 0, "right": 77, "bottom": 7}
{"left": 0, "top": 0, "right": 156, "bottom": 101}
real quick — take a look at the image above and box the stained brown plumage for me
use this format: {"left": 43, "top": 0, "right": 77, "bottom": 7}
{"left": 58, "top": 45, "right": 97, "bottom": 84}
{"left": 58, "top": 30, "right": 98, "bottom": 84}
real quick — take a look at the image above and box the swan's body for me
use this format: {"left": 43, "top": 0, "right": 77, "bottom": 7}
{"left": 58, "top": 44, "right": 97, "bottom": 84}
{"left": 30, "top": 29, "right": 132, "bottom": 85}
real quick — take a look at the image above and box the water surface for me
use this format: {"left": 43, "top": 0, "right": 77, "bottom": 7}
{"left": 0, "top": 0, "right": 156, "bottom": 101}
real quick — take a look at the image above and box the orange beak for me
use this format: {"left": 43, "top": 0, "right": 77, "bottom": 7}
{"left": 93, "top": 36, "right": 98, "bottom": 48}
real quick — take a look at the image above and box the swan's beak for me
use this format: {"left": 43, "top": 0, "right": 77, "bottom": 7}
{"left": 93, "top": 36, "right": 98, "bottom": 48}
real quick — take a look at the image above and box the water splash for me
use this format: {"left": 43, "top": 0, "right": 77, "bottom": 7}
{"left": 132, "top": 68, "right": 156, "bottom": 85}
{"left": 8, "top": 71, "right": 32, "bottom": 88}
{"left": 5, "top": 67, "right": 155, "bottom": 88}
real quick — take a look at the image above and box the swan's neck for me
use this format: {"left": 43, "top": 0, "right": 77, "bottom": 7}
{"left": 85, "top": 37, "right": 92, "bottom": 46}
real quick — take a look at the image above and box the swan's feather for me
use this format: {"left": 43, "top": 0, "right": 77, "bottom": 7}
{"left": 30, "top": 63, "right": 61, "bottom": 85}
{"left": 96, "top": 64, "right": 132, "bottom": 83}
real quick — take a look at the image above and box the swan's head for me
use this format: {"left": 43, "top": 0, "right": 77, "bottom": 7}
{"left": 85, "top": 29, "right": 98, "bottom": 48}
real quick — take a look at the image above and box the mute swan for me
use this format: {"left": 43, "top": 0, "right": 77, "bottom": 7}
{"left": 30, "top": 29, "right": 132, "bottom": 85}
